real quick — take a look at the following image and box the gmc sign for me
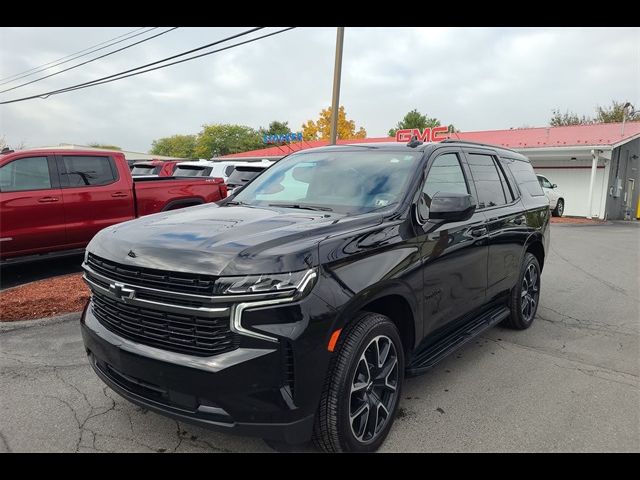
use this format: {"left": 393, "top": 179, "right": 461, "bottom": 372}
{"left": 395, "top": 126, "right": 450, "bottom": 143}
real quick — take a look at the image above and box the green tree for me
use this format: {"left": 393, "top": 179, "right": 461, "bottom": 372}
{"left": 388, "top": 109, "right": 442, "bottom": 137}
{"left": 302, "top": 106, "right": 366, "bottom": 141}
{"left": 549, "top": 109, "right": 592, "bottom": 126}
{"left": 259, "top": 120, "right": 292, "bottom": 137}
{"left": 194, "top": 124, "right": 263, "bottom": 158}
{"left": 150, "top": 134, "right": 197, "bottom": 158}
{"left": 595, "top": 100, "right": 640, "bottom": 123}
{"left": 88, "top": 143, "right": 122, "bottom": 150}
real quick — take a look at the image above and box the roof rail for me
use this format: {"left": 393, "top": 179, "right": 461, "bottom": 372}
{"left": 440, "top": 138, "right": 515, "bottom": 151}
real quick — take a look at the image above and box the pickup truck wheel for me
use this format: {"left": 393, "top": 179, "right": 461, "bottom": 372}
{"left": 552, "top": 199, "right": 564, "bottom": 217}
{"left": 312, "top": 312, "right": 404, "bottom": 453}
{"left": 503, "top": 252, "right": 541, "bottom": 330}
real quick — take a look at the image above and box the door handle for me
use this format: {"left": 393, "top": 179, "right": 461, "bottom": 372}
{"left": 470, "top": 227, "right": 487, "bottom": 237}
{"left": 37, "top": 196, "right": 59, "bottom": 203}
{"left": 111, "top": 192, "right": 128, "bottom": 198}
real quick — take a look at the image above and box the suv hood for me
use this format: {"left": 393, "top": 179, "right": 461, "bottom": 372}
{"left": 87, "top": 203, "right": 381, "bottom": 276}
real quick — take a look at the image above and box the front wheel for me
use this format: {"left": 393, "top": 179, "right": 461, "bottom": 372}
{"left": 552, "top": 199, "right": 564, "bottom": 217}
{"left": 312, "top": 312, "right": 404, "bottom": 453}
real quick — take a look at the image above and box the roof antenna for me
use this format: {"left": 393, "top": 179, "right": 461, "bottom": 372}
{"left": 406, "top": 135, "right": 423, "bottom": 148}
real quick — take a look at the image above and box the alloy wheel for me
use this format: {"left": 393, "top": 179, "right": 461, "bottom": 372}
{"left": 521, "top": 263, "right": 540, "bottom": 322}
{"left": 349, "top": 335, "right": 399, "bottom": 444}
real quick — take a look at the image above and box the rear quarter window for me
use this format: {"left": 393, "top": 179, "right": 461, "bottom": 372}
{"left": 504, "top": 158, "right": 544, "bottom": 197}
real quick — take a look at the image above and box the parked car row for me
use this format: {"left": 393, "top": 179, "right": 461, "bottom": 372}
{"left": 128, "top": 158, "right": 275, "bottom": 195}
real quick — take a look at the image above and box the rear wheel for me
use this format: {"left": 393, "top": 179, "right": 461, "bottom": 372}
{"left": 312, "top": 312, "right": 404, "bottom": 452}
{"left": 503, "top": 252, "right": 541, "bottom": 330}
{"left": 552, "top": 199, "right": 564, "bottom": 217}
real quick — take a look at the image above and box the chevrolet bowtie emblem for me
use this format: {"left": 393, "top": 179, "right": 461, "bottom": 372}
{"left": 109, "top": 282, "right": 136, "bottom": 301}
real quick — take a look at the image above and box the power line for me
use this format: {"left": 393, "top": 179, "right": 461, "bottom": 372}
{"left": 51, "top": 27, "right": 297, "bottom": 97}
{"left": 0, "top": 27, "right": 179, "bottom": 94}
{"left": 0, "top": 27, "right": 287, "bottom": 105}
{"left": 0, "top": 27, "right": 156, "bottom": 85}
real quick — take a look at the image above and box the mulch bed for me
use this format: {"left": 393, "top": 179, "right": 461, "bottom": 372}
{"left": 0, "top": 273, "right": 89, "bottom": 322}
{"left": 550, "top": 216, "right": 606, "bottom": 224}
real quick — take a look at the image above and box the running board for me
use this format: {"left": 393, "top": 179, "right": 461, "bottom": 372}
{"left": 406, "top": 306, "right": 510, "bottom": 376}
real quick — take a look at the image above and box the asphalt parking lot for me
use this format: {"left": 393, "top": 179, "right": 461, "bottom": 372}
{"left": 1, "top": 222, "right": 638, "bottom": 453}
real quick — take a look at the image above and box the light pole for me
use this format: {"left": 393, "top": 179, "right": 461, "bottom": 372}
{"left": 621, "top": 102, "right": 634, "bottom": 137}
{"left": 329, "top": 27, "right": 345, "bottom": 145}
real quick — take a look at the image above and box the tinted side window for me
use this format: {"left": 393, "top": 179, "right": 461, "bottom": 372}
{"left": 0, "top": 156, "right": 52, "bottom": 192}
{"left": 467, "top": 153, "right": 506, "bottom": 208}
{"left": 62, "top": 156, "right": 116, "bottom": 187}
{"left": 508, "top": 160, "right": 544, "bottom": 197}
{"left": 499, "top": 158, "right": 521, "bottom": 200}
{"left": 495, "top": 161, "right": 514, "bottom": 202}
{"left": 423, "top": 153, "right": 469, "bottom": 199}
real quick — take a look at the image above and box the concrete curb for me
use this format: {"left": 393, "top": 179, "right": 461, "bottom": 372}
{"left": 0, "top": 311, "right": 81, "bottom": 333}
{"left": 551, "top": 221, "right": 613, "bottom": 227}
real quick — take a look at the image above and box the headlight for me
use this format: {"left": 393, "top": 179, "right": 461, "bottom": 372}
{"left": 214, "top": 268, "right": 317, "bottom": 295}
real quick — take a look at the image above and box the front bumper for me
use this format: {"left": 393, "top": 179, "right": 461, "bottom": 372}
{"left": 80, "top": 299, "right": 330, "bottom": 444}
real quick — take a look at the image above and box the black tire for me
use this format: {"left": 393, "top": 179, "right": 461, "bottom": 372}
{"left": 312, "top": 312, "right": 404, "bottom": 453}
{"left": 503, "top": 252, "right": 541, "bottom": 330}
{"left": 552, "top": 199, "right": 564, "bottom": 217}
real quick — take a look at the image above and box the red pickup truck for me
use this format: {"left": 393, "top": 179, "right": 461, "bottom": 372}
{"left": 0, "top": 149, "right": 227, "bottom": 262}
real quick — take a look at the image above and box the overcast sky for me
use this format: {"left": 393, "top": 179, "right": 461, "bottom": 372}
{"left": 1, "top": 27, "right": 638, "bottom": 153}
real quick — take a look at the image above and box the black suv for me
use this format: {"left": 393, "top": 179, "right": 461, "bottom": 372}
{"left": 81, "top": 140, "right": 550, "bottom": 452}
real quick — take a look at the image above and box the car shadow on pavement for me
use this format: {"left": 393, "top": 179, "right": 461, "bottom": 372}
{"left": 0, "top": 253, "right": 84, "bottom": 290}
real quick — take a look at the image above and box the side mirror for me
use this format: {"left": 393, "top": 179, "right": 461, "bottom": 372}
{"left": 552, "top": 184, "right": 557, "bottom": 189}
{"left": 428, "top": 192, "right": 476, "bottom": 223}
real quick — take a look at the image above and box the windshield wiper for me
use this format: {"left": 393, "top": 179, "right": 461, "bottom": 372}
{"left": 268, "top": 203, "right": 333, "bottom": 212}
{"left": 224, "top": 200, "right": 250, "bottom": 206}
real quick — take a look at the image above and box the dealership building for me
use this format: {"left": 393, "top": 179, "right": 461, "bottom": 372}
{"left": 223, "top": 122, "right": 640, "bottom": 220}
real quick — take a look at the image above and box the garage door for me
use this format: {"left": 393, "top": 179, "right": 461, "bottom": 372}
{"left": 534, "top": 168, "right": 606, "bottom": 218}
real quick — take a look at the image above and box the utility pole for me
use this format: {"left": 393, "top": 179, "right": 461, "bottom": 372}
{"left": 329, "top": 27, "right": 345, "bottom": 145}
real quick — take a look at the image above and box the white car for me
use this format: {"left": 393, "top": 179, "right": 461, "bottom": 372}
{"left": 537, "top": 174, "right": 565, "bottom": 217}
{"left": 172, "top": 159, "right": 273, "bottom": 184}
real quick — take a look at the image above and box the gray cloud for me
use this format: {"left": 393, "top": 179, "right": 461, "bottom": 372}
{"left": 1, "top": 26, "right": 638, "bottom": 152}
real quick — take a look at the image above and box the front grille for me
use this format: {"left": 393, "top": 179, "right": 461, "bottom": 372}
{"left": 91, "top": 291, "right": 238, "bottom": 357}
{"left": 87, "top": 253, "right": 217, "bottom": 296}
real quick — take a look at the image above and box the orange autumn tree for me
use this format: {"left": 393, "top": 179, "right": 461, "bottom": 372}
{"left": 301, "top": 106, "right": 367, "bottom": 141}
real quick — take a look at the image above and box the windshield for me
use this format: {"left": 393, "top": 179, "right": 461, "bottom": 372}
{"left": 131, "top": 165, "right": 158, "bottom": 176}
{"left": 173, "top": 165, "right": 212, "bottom": 177}
{"left": 232, "top": 150, "right": 421, "bottom": 215}
{"left": 227, "top": 166, "right": 267, "bottom": 187}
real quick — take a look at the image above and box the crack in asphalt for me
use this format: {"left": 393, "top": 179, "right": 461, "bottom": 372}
{"left": 0, "top": 431, "right": 12, "bottom": 453}
{"left": 536, "top": 307, "right": 635, "bottom": 336}
{"left": 173, "top": 421, "right": 184, "bottom": 452}
{"left": 551, "top": 362, "right": 640, "bottom": 388}
{"left": 550, "top": 245, "right": 638, "bottom": 302}
{"left": 482, "top": 336, "right": 639, "bottom": 386}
